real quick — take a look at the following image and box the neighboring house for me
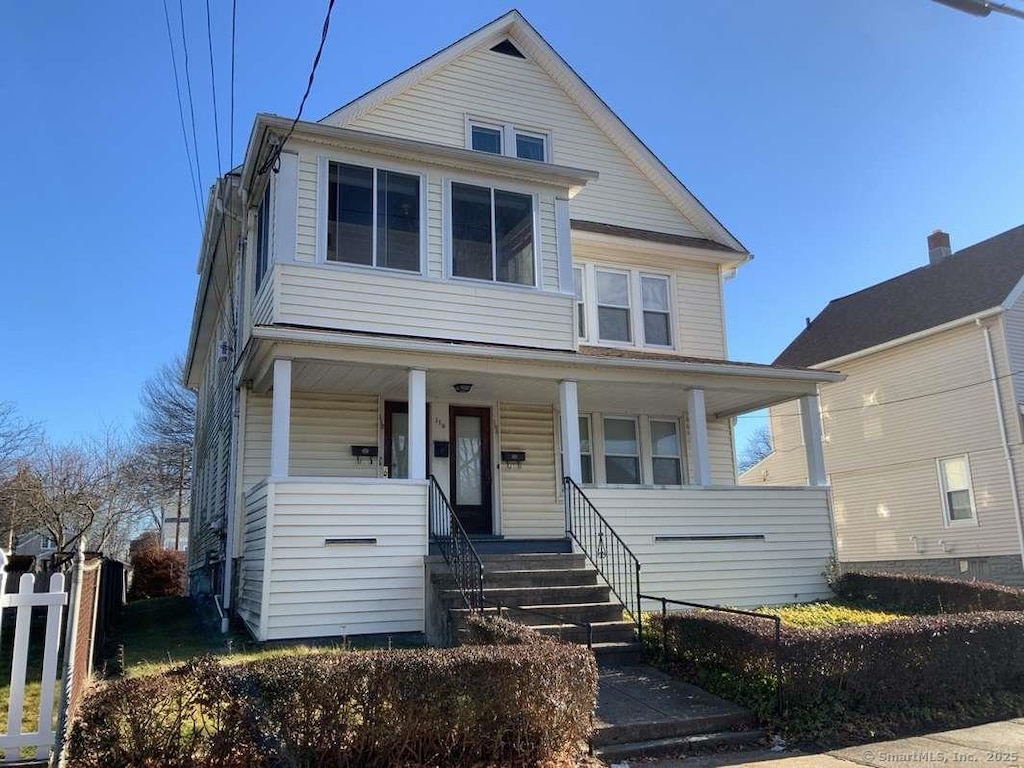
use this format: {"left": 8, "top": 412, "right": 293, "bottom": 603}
{"left": 12, "top": 530, "right": 56, "bottom": 559}
{"left": 159, "top": 500, "right": 190, "bottom": 551}
{"left": 185, "top": 10, "right": 841, "bottom": 643}
{"left": 741, "top": 226, "right": 1024, "bottom": 587}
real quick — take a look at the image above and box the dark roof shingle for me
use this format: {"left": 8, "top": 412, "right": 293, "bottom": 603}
{"left": 774, "top": 225, "right": 1024, "bottom": 368}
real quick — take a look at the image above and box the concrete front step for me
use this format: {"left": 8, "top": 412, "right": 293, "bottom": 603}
{"left": 533, "top": 620, "right": 636, "bottom": 645}
{"left": 592, "top": 641, "right": 643, "bottom": 665}
{"left": 594, "top": 729, "right": 768, "bottom": 761}
{"left": 441, "top": 583, "right": 611, "bottom": 608}
{"left": 476, "top": 552, "right": 589, "bottom": 571}
{"left": 433, "top": 567, "right": 599, "bottom": 589}
{"left": 593, "top": 710, "right": 757, "bottom": 747}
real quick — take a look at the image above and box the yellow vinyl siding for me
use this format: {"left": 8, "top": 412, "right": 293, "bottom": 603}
{"left": 573, "top": 238, "right": 726, "bottom": 359}
{"left": 336, "top": 46, "right": 703, "bottom": 238}
{"left": 498, "top": 403, "right": 563, "bottom": 538}
{"left": 738, "top": 399, "right": 808, "bottom": 486}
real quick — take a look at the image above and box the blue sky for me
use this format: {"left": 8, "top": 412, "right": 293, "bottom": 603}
{"left": 1, "top": 0, "right": 1022, "bottom": 450}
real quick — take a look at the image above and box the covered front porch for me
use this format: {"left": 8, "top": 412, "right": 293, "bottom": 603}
{"left": 234, "top": 335, "right": 841, "bottom": 640}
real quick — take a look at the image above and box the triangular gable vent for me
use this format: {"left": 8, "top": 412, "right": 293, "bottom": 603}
{"left": 490, "top": 39, "right": 525, "bottom": 58}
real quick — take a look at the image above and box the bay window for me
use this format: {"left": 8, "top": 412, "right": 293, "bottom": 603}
{"left": 326, "top": 161, "right": 421, "bottom": 272}
{"left": 451, "top": 182, "right": 535, "bottom": 286}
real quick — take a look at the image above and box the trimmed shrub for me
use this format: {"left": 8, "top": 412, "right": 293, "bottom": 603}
{"left": 129, "top": 540, "right": 185, "bottom": 600}
{"left": 463, "top": 613, "right": 555, "bottom": 645}
{"left": 68, "top": 642, "right": 598, "bottom": 768}
{"left": 834, "top": 570, "right": 1024, "bottom": 613}
{"left": 650, "top": 609, "right": 1024, "bottom": 737}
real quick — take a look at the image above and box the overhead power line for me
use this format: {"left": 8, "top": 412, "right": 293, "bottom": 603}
{"left": 177, "top": 0, "right": 204, "bottom": 192}
{"left": 257, "top": 0, "right": 337, "bottom": 176}
{"left": 205, "top": 0, "right": 223, "bottom": 177}
{"left": 229, "top": 0, "right": 237, "bottom": 170}
{"left": 161, "top": 0, "right": 203, "bottom": 227}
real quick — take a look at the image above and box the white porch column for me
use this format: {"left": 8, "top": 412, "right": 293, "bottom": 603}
{"left": 800, "top": 393, "right": 827, "bottom": 487}
{"left": 687, "top": 388, "right": 711, "bottom": 486}
{"left": 408, "top": 369, "right": 427, "bottom": 480}
{"left": 270, "top": 359, "right": 292, "bottom": 478}
{"left": 559, "top": 380, "right": 582, "bottom": 483}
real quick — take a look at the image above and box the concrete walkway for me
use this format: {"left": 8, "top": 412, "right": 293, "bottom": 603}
{"left": 631, "top": 718, "right": 1024, "bottom": 767}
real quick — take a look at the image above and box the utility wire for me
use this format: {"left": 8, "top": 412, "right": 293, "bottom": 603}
{"left": 205, "top": 0, "right": 223, "bottom": 177}
{"left": 161, "top": 0, "right": 203, "bottom": 227}
{"left": 734, "top": 367, "right": 1024, "bottom": 419}
{"left": 229, "top": 0, "right": 237, "bottom": 169}
{"left": 177, "top": 0, "right": 204, "bottom": 192}
{"left": 257, "top": 0, "right": 336, "bottom": 176}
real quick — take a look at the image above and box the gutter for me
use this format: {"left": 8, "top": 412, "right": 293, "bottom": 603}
{"left": 979, "top": 319, "right": 1024, "bottom": 570}
{"left": 251, "top": 325, "right": 845, "bottom": 384}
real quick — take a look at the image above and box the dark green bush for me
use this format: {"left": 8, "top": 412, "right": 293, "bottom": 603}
{"left": 68, "top": 640, "right": 598, "bottom": 768}
{"left": 650, "top": 608, "right": 1024, "bottom": 739}
{"left": 834, "top": 570, "right": 1024, "bottom": 613}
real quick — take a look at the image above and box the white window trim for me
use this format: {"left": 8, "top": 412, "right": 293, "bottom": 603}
{"left": 573, "top": 265, "right": 587, "bottom": 342}
{"left": 577, "top": 262, "right": 677, "bottom": 351}
{"left": 443, "top": 177, "right": 540, "bottom": 290}
{"left": 639, "top": 272, "right": 674, "bottom": 349}
{"left": 648, "top": 417, "right": 686, "bottom": 486}
{"left": 601, "top": 415, "right": 642, "bottom": 486}
{"left": 465, "top": 115, "right": 552, "bottom": 162}
{"left": 594, "top": 266, "right": 634, "bottom": 347}
{"left": 315, "top": 154, "right": 428, "bottom": 276}
{"left": 936, "top": 454, "right": 979, "bottom": 527}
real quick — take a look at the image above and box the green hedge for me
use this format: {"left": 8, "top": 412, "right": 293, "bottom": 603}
{"left": 834, "top": 570, "right": 1024, "bottom": 613}
{"left": 651, "top": 609, "right": 1024, "bottom": 738}
{"left": 69, "top": 622, "right": 597, "bottom": 768}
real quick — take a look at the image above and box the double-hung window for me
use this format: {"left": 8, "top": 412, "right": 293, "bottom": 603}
{"left": 254, "top": 182, "right": 271, "bottom": 295}
{"left": 937, "top": 456, "right": 976, "bottom": 524}
{"left": 579, "top": 415, "right": 594, "bottom": 484}
{"left": 451, "top": 182, "right": 535, "bottom": 286}
{"left": 326, "top": 162, "right": 421, "bottom": 272}
{"left": 650, "top": 419, "right": 683, "bottom": 485}
{"left": 468, "top": 120, "right": 549, "bottom": 162}
{"left": 603, "top": 417, "right": 641, "bottom": 484}
{"left": 596, "top": 269, "right": 632, "bottom": 343}
{"left": 641, "top": 275, "right": 672, "bottom": 347}
{"left": 573, "top": 266, "right": 586, "bottom": 340}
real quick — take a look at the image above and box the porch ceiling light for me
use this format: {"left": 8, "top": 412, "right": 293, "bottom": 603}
{"left": 453, "top": 383, "right": 473, "bottom": 393}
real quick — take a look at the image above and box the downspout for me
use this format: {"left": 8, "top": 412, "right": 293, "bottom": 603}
{"left": 979, "top": 319, "right": 1024, "bottom": 570}
{"left": 221, "top": 383, "right": 240, "bottom": 633}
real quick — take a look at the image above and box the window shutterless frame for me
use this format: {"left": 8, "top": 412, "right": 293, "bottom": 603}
{"left": 315, "top": 154, "right": 427, "bottom": 275}
{"left": 465, "top": 115, "right": 551, "bottom": 162}
{"left": 936, "top": 455, "right": 978, "bottom": 526}
{"left": 595, "top": 267, "right": 633, "bottom": 345}
{"left": 577, "top": 262, "right": 677, "bottom": 351}
{"left": 602, "top": 415, "right": 641, "bottom": 485}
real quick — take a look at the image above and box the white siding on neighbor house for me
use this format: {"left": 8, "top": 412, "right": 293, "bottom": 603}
{"left": 242, "top": 393, "right": 379, "bottom": 490}
{"left": 498, "top": 403, "right": 564, "bottom": 539}
{"left": 574, "top": 239, "right": 726, "bottom": 360}
{"left": 275, "top": 262, "right": 575, "bottom": 350}
{"left": 749, "top": 321, "right": 1023, "bottom": 564}
{"left": 262, "top": 480, "right": 428, "bottom": 640}
{"left": 238, "top": 482, "right": 269, "bottom": 635}
{"left": 585, "top": 486, "right": 834, "bottom": 607}
{"left": 336, "top": 46, "right": 703, "bottom": 238}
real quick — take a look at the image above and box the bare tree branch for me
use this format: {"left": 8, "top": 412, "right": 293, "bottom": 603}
{"left": 738, "top": 424, "right": 773, "bottom": 473}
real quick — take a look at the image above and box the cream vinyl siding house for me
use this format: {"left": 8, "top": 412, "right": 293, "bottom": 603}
{"left": 185, "top": 11, "right": 842, "bottom": 643}
{"left": 742, "top": 226, "right": 1024, "bottom": 587}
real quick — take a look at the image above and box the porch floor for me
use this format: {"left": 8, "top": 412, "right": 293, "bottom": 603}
{"left": 594, "top": 664, "right": 764, "bottom": 759}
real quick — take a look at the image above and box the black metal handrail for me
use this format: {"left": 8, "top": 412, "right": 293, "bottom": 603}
{"left": 563, "top": 476, "right": 642, "bottom": 635}
{"left": 428, "top": 475, "right": 485, "bottom": 611}
{"left": 639, "top": 594, "right": 783, "bottom": 718}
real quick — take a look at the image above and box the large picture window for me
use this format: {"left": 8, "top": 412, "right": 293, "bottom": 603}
{"left": 451, "top": 182, "right": 535, "bottom": 286}
{"left": 326, "top": 162, "right": 420, "bottom": 272}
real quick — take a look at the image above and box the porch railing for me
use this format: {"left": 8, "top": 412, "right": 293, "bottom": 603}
{"left": 428, "top": 475, "right": 485, "bottom": 611}
{"left": 563, "top": 476, "right": 641, "bottom": 635}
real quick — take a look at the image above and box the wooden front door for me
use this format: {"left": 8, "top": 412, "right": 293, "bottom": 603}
{"left": 449, "top": 406, "right": 493, "bottom": 534}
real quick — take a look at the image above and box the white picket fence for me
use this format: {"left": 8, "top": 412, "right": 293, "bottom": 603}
{"left": 0, "top": 548, "right": 68, "bottom": 762}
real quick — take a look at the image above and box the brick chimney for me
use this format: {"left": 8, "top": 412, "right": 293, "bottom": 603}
{"left": 928, "top": 230, "right": 952, "bottom": 265}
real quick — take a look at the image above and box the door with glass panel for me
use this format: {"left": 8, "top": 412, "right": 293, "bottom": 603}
{"left": 449, "top": 406, "right": 493, "bottom": 534}
{"left": 383, "top": 402, "right": 429, "bottom": 480}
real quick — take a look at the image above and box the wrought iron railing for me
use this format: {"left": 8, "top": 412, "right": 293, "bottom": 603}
{"left": 640, "top": 594, "right": 783, "bottom": 718}
{"left": 428, "top": 475, "right": 485, "bottom": 611}
{"left": 563, "top": 476, "right": 641, "bottom": 634}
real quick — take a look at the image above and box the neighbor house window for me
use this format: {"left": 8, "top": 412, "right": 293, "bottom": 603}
{"left": 650, "top": 419, "right": 683, "bottom": 485}
{"left": 579, "top": 415, "right": 594, "bottom": 484}
{"left": 451, "top": 182, "right": 534, "bottom": 286}
{"left": 254, "top": 182, "right": 271, "bottom": 295}
{"left": 573, "top": 266, "right": 586, "bottom": 339}
{"left": 596, "top": 269, "right": 631, "bottom": 342}
{"left": 641, "top": 275, "right": 672, "bottom": 347}
{"left": 326, "top": 162, "right": 420, "bottom": 271}
{"left": 938, "top": 456, "right": 976, "bottom": 523}
{"left": 603, "top": 417, "right": 640, "bottom": 484}
{"left": 468, "top": 120, "right": 550, "bottom": 162}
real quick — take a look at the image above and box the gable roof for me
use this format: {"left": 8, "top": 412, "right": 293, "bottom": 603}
{"left": 319, "top": 9, "right": 746, "bottom": 255}
{"left": 775, "top": 224, "right": 1024, "bottom": 368}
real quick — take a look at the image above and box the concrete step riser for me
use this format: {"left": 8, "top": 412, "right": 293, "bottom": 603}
{"left": 535, "top": 624, "right": 636, "bottom": 645}
{"left": 433, "top": 569, "right": 599, "bottom": 589}
{"left": 594, "top": 729, "right": 767, "bottom": 761}
{"left": 476, "top": 554, "right": 588, "bottom": 571}
{"left": 593, "top": 712, "right": 758, "bottom": 747}
{"left": 440, "top": 585, "right": 611, "bottom": 607}
{"left": 449, "top": 603, "right": 625, "bottom": 626}
{"left": 593, "top": 645, "right": 642, "bottom": 665}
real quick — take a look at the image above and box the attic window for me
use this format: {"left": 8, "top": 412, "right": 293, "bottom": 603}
{"left": 490, "top": 39, "right": 525, "bottom": 58}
